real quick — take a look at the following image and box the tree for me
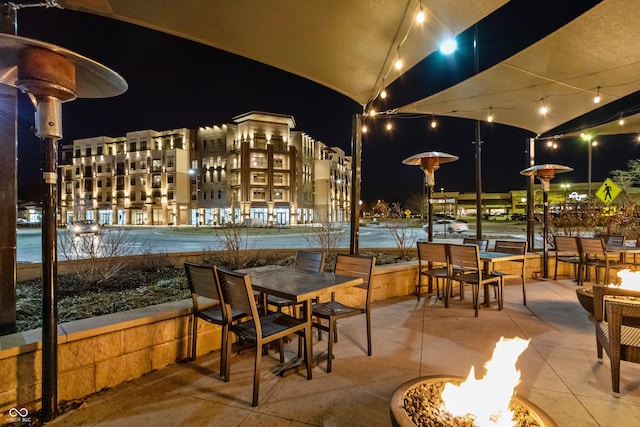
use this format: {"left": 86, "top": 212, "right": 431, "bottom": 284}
{"left": 611, "top": 159, "right": 640, "bottom": 193}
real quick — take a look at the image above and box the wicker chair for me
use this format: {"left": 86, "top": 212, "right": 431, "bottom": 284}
{"left": 184, "top": 262, "right": 246, "bottom": 380}
{"left": 553, "top": 235, "right": 582, "bottom": 283}
{"left": 312, "top": 254, "right": 376, "bottom": 373}
{"left": 592, "top": 284, "right": 640, "bottom": 396}
{"left": 217, "top": 267, "right": 312, "bottom": 406}
{"left": 416, "top": 241, "right": 449, "bottom": 300}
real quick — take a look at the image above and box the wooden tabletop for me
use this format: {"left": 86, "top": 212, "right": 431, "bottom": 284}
{"left": 237, "top": 265, "right": 363, "bottom": 303}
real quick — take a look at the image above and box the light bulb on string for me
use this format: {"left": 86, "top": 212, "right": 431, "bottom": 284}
{"left": 386, "top": 122, "right": 392, "bottom": 131}
{"left": 487, "top": 106, "right": 493, "bottom": 123}
{"left": 362, "top": 124, "right": 368, "bottom": 133}
{"left": 416, "top": 1, "right": 425, "bottom": 23}
{"left": 619, "top": 116, "right": 625, "bottom": 126}
{"left": 593, "top": 86, "right": 601, "bottom": 104}
{"left": 539, "top": 99, "right": 548, "bottom": 115}
{"left": 430, "top": 115, "right": 437, "bottom": 129}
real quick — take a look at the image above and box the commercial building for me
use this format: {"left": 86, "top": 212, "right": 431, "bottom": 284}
{"left": 58, "top": 111, "right": 351, "bottom": 226}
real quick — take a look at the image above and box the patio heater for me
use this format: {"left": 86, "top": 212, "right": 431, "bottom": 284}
{"left": 0, "top": 33, "right": 126, "bottom": 421}
{"left": 520, "top": 164, "right": 572, "bottom": 278}
{"left": 403, "top": 152, "right": 458, "bottom": 242}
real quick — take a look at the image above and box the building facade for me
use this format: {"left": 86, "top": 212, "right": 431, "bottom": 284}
{"left": 59, "top": 111, "right": 352, "bottom": 226}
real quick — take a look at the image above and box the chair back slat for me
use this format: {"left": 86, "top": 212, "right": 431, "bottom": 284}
{"left": 554, "top": 235, "right": 579, "bottom": 253}
{"left": 463, "top": 238, "right": 488, "bottom": 251}
{"left": 448, "top": 244, "right": 480, "bottom": 273}
{"left": 579, "top": 237, "right": 607, "bottom": 259}
{"left": 216, "top": 267, "right": 258, "bottom": 327}
{"left": 295, "top": 250, "right": 326, "bottom": 272}
{"left": 334, "top": 254, "right": 375, "bottom": 292}
{"left": 184, "top": 262, "right": 224, "bottom": 312}
{"left": 417, "top": 241, "right": 448, "bottom": 264}
{"left": 494, "top": 240, "right": 527, "bottom": 255}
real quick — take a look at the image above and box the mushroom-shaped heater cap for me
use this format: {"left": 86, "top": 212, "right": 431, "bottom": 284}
{"left": 403, "top": 151, "right": 459, "bottom": 186}
{"left": 520, "top": 164, "right": 573, "bottom": 191}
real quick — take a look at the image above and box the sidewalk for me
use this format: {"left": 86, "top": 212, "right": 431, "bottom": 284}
{"left": 47, "top": 279, "right": 640, "bottom": 426}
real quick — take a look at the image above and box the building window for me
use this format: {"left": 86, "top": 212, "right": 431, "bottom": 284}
{"left": 116, "top": 177, "right": 125, "bottom": 190}
{"left": 75, "top": 167, "right": 80, "bottom": 175}
{"left": 106, "top": 178, "right": 111, "bottom": 188}
{"left": 97, "top": 146, "right": 103, "bottom": 155}
{"left": 130, "top": 192, "right": 136, "bottom": 201}
{"left": 152, "top": 190, "right": 161, "bottom": 199}
{"left": 106, "top": 163, "right": 111, "bottom": 173}
{"left": 129, "top": 141, "right": 136, "bottom": 152}
{"left": 273, "top": 173, "right": 283, "bottom": 184}
{"left": 252, "top": 190, "right": 266, "bottom": 200}
{"left": 152, "top": 174, "right": 162, "bottom": 188}
{"left": 140, "top": 160, "right": 146, "bottom": 170}
{"left": 97, "top": 193, "right": 102, "bottom": 203}
{"left": 152, "top": 159, "right": 162, "bottom": 172}
{"left": 274, "top": 158, "right": 284, "bottom": 168}
{"left": 168, "top": 191, "right": 174, "bottom": 200}
{"left": 252, "top": 172, "right": 266, "bottom": 183}
{"left": 130, "top": 176, "right": 136, "bottom": 186}
{"left": 166, "top": 157, "right": 174, "bottom": 168}
{"left": 97, "top": 165, "right": 103, "bottom": 173}
{"left": 65, "top": 181, "right": 72, "bottom": 194}
{"left": 97, "top": 179, "right": 102, "bottom": 188}
{"left": 84, "top": 179, "right": 92, "bottom": 192}
{"left": 141, "top": 191, "right": 146, "bottom": 201}
{"left": 84, "top": 166, "right": 92, "bottom": 176}
{"left": 140, "top": 140, "right": 147, "bottom": 150}
{"left": 218, "top": 190, "right": 222, "bottom": 199}
{"left": 116, "top": 162, "right": 125, "bottom": 175}
{"left": 274, "top": 190, "right": 283, "bottom": 200}
{"left": 167, "top": 174, "right": 174, "bottom": 184}
{"left": 130, "top": 161, "right": 136, "bottom": 171}
{"left": 75, "top": 149, "right": 80, "bottom": 158}
{"left": 140, "top": 176, "right": 146, "bottom": 186}
{"left": 85, "top": 147, "right": 91, "bottom": 157}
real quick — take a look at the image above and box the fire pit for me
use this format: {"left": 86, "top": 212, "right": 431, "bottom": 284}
{"left": 389, "top": 337, "right": 556, "bottom": 427}
{"left": 390, "top": 376, "right": 556, "bottom": 427}
{"left": 575, "top": 270, "right": 640, "bottom": 324}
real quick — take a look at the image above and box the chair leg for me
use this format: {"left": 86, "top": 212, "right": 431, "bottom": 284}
{"left": 327, "top": 320, "right": 335, "bottom": 373}
{"left": 220, "top": 325, "right": 228, "bottom": 380}
{"left": 522, "top": 277, "right": 527, "bottom": 306}
{"left": 224, "top": 330, "right": 232, "bottom": 383}
{"left": 278, "top": 338, "right": 285, "bottom": 363}
{"left": 252, "top": 344, "right": 262, "bottom": 407}
{"left": 190, "top": 315, "right": 198, "bottom": 361}
{"left": 303, "top": 326, "right": 313, "bottom": 380}
{"left": 611, "top": 356, "right": 621, "bottom": 397}
{"left": 416, "top": 273, "right": 422, "bottom": 301}
{"left": 366, "top": 309, "right": 372, "bottom": 356}
{"left": 473, "top": 284, "right": 480, "bottom": 317}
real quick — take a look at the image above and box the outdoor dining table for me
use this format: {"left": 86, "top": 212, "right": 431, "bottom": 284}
{"left": 236, "top": 265, "right": 363, "bottom": 375}
{"left": 605, "top": 244, "right": 640, "bottom": 264}
{"left": 478, "top": 250, "right": 527, "bottom": 306}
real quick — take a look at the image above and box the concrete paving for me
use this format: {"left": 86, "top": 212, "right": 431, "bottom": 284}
{"left": 47, "top": 278, "right": 640, "bottom": 426}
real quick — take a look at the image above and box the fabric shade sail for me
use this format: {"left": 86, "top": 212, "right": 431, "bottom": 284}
{"left": 58, "top": 0, "right": 506, "bottom": 107}
{"left": 397, "top": 0, "right": 640, "bottom": 136}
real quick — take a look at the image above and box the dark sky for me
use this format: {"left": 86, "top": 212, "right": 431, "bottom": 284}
{"left": 13, "top": 5, "right": 640, "bottom": 206}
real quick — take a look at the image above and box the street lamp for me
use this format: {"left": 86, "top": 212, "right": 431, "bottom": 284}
{"left": 403, "top": 151, "right": 458, "bottom": 242}
{"left": 189, "top": 169, "right": 200, "bottom": 226}
{"left": 520, "top": 164, "right": 573, "bottom": 278}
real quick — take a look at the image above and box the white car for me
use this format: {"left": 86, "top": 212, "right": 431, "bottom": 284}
{"left": 68, "top": 220, "right": 101, "bottom": 236}
{"left": 423, "top": 219, "right": 469, "bottom": 234}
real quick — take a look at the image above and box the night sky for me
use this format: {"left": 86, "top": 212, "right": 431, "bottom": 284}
{"left": 13, "top": 5, "right": 640, "bottom": 207}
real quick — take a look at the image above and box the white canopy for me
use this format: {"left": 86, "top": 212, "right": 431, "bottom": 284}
{"left": 398, "top": 0, "right": 640, "bottom": 135}
{"left": 58, "top": 0, "right": 506, "bottom": 106}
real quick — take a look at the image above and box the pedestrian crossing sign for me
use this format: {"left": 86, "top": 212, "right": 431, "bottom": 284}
{"left": 595, "top": 178, "right": 621, "bottom": 205}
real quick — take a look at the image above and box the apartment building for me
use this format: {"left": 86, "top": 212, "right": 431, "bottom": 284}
{"left": 59, "top": 111, "right": 351, "bottom": 226}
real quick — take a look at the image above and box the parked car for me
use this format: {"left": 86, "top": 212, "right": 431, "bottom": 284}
{"left": 68, "top": 220, "right": 101, "bottom": 235}
{"left": 487, "top": 213, "right": 510, "bottom": 221}
{"left": 510, "top": 213, "right": 527, "bottom": 221}
{"left": 434, "top": 213, "right": 456, "bottom": 220}
{"left": 422, "top": 219, "right": 469, "bottom": 234}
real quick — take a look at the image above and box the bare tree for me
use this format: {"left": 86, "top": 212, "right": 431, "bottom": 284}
{"left": 212, "top": 220, "right": 257, "bottom": 269}
{"left": 303, "top": 219, "right": 345, "bottom": 258}
{"left": 59, "top": 228, "right": 136, "bottom": 287}
{"left": 382, "top": 202, "right": 417, "bottom": 258}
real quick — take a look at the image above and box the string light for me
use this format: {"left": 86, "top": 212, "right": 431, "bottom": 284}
{"left": 430, "top": 114, "right": 437, "bottom": 129}
{"left": 416, "top": 1, "right": 425, "bottom": 24}
{"left": 386, "top": 122, "right": 392, "bottom": 131}
{"left": 362, "top": 124, "right": 368, "bottom": 133}
{"left": 619, "top": 116, "right": 625, "bottom": 126}
{"left": 593, "top": 86, "right": 601, "bottom": 104}
{"left": 380, "top": 88, "right": 387, "bottom": 99}
{"left": 539, "top": 99, "right": 548, "bottom": 115}
{"left": 487, "top": 106, "right": 493, "bottom": 123}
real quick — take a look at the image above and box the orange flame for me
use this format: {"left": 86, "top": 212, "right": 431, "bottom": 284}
{"left": 440, "top": 337, "right": 531, "bottom": 427}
